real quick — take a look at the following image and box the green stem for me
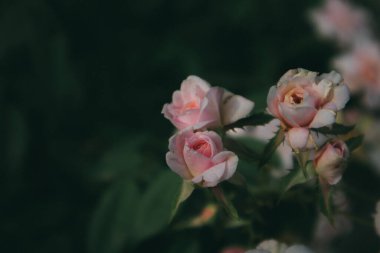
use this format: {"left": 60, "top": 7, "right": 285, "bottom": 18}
{"left": 211, "top": 185, "right": 239, "bottom": 220}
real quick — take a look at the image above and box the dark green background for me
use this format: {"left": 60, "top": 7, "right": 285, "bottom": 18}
{"left": 1, "top": 0, "right": 380, "bottom": 252}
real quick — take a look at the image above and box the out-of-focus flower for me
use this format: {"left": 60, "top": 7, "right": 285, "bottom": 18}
{"left": 245, "top": 240, "right": 313, "bottom": 253}
{"left": 166, "top": 128, "right": 238, "bottom": 187}
{"left": 314, "top": 139, "right": 349, "bottom": 185}
{"left": 374, "top": 200, "right": 380, "bottom": 237}
{"left": 162, "top": 75, "right": 254, "bottom": 130}
{"left": 220, "top": 246, "right": 246, "bottom": 253}
{"left": 190, "top": 204, "right": 218, "bottom": 227}
{"left": 267, "top": 68, "right": 350, "bottom": 151}
{"left": 310, "top": 0, "right": 370, "bottom": 45}
{"left": 334, "top": 41, "right": 380, "bottom": 107}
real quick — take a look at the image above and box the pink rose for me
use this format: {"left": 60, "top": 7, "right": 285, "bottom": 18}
{"left": 267, "top": 68, "right": 350, "bottom": 150}
{"left": 162, "top": 75, "right": 254, "bottom": 130}
{"left": 166, "top": 128, "right": 238, "bottom": 187}
{"left": 314, "top": 139, "right": 349, "bottom": 185}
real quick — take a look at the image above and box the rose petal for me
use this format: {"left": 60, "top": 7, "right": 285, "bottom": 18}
{"left": 279, "top": 103, "right": 317, "bottom": 127}
{"left": 309, "top": 109, "right": 337, "bottom": 128}
{"left": 212, "top": 151, "right": 238, "bottom": 179}
{"left": 332, "top": 84, "right": 350, "bottom": 110}
{"left": 181, "top": 75, "right": 210, "bottom": 101}
{"left": 192, "top": 162, "right": 227, "bottom": 187}
{"left": 222, "top": 91, "right": 254, "bottom": 125}
{"left": 267, "top": 86, "right": 280, "bottom": 117}
{"left": 196, "top": 87, "right": 223, "bottom": 129}
{"left": 166, "top": 152, "right": 192, "bottom": 179}
{"left": 183, "top": 144, "right": 212, "bottom": 177}
{"left": 287, "top": 128, "right": 310, "bottom": 150}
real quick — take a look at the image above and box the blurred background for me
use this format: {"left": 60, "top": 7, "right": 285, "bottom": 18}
{"left": 1, "top": 0, "right": 380, "bottom": 252}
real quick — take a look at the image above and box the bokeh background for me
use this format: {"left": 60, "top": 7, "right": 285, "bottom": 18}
{"left": 1, "top": 0, "right": 380, "bottom": 252}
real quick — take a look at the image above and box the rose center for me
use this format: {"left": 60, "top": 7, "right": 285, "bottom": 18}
{"left": 285, "top": 88, "right": 305, "bottom": 105}
{"left": 191, "top": 140, "right": 212, "bottom": 157}
{"left": 184, "top": 100, "right": 199, "bottom": 110}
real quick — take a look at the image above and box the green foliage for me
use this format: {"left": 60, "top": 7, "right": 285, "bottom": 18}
{"left": 346, "top": 135, "right": 364, "bottom": 152}
{"left": 280, "top": 162, "right": 316, "bottom": 194}
{"left": 224, "top": 113, "right": 274, "bottom": 131}
{"left": 134, "top": 171, "right": 183, "bottom": 240}
{"left": 88, "top": 180, "right": 140, "bottom": 253}
{"left": 89, "top": 171, "right": 184, "bottom": 253}
{"left": 311, "top": 123, "right": 355, "bottom": 135}
{"left": 259, "top": 128, "right": 285, "bottom": 167}
{"left": 319, "top": 183, "right": 335, "bottom": 225}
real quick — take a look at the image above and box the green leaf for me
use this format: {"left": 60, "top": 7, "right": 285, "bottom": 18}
{"left": 224, "top": 113, "right": 274, "bottom": 131}
{"left": 171, "top": 180, "right": 194, "bottom": 219}
{"left": 345, "top": 135, "right": 364, "bottom": 152}
{"left": 227, "top": 172, "right": 247, "bottom": 188}
{"left": 280, "top": 162, "right": 316, "bottom": 193}
{"left": 134, "top": 171, "right": 182, "bottom": 240}
{"left": 311, "top": 123, "right": 355, "bottom": 135}
{"left": 211, "top": 186, "right": 239, "bottom": 220}
{"left": 319, "top": 183, "right": 335, "bottom": 225}
{"left": 224, "top": 136, "right": 261, "bottom": 162}
{"left": 259, "top": 128, "right": 285, "bottom": 167}
{"left": 91, "top": 136, "right": 147, "bottom": 182}
{"left": 88, "top": 179, "right": 140, "bottom": 253}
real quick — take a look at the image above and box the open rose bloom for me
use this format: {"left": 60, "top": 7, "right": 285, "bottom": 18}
{"left": 314, "top": 139, "right": 349, "bottom": 185}
{"left": 166, "top": 128, "right": 238, "bottom": 187}
{"left": 162, "top": 75, "right": 254, "bottom": 130}
{"left": 267, "top": 68, "right": 350, "bottom": 151}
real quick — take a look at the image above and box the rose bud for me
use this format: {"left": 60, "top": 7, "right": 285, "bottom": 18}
{"left": 166, "top": 128, "right": 238, "bottom": 187}
{"left": 162, "top": 75, "right": 254, "bottom": 130}
{"left": 314, "top": 139, "right": 349, "bottom": 185}
{"left": 267, "top": 68, "right": 350, "bottom": 151}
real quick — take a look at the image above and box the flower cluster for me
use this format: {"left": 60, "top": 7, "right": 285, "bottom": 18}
{"left": 163, "top": 69, "right": 353, "bottom": 189}
{"left": 163, "top": 76, "right": 254, "bottom": 187}
{"left": 162, "top": 69, "right": 358, "bottom": 252}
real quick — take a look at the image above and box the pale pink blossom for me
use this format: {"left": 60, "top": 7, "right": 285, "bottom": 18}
{"left": 245, "top": 239, "right": 312, "bottom": 253}
{"left": 267, "top": 68, "right": 350, "bottom": 151}
{"left": 333, "top": 41, "right": 380, "bottom": 107}
{"left": 220, "top": 247, "right": 246, "bottom": 253}
{"left": 162, "top": 75, "right": 254, "bottom": 130}
{"left": 166, "top": 128, "right": 238, "bottom": 187}
{"left": 314, "top": 139, "right": 349, "bottom": 185}
{"left": 310, "top": 0, "right": 370, "bottom": 45}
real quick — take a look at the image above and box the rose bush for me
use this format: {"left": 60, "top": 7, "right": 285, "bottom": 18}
{"left": 267, "top": 68, "right": 350, "bottom": 151}
{"left": 166, "top": 128, "right": 238, "bottom": 187}
{"left": 162, "top": 75, "right": 254, "bottom": 130}
{"left": 314, "top": 139, "right": 349, "bottom": 185}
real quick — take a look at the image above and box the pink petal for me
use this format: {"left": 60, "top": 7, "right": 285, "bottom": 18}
{"left": 166, "top": 152, "right": 192, "bottom": 180}
{"left": 309, "top": 109, "right": 336, "bottom": 128}
{"left": 287, "top": 128, "right": 310, "bottom": 150}
{"left": 222, "top": 91, "right": 254, "bottom": 125}
{"left": 196, "top": 87, "right": 223, "bottom": 129}
{"left": 332, "top": 84, "right": 350, "bottom": 110}
{"left": 279, "top": 103, "right": 317, "bottom": 127}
